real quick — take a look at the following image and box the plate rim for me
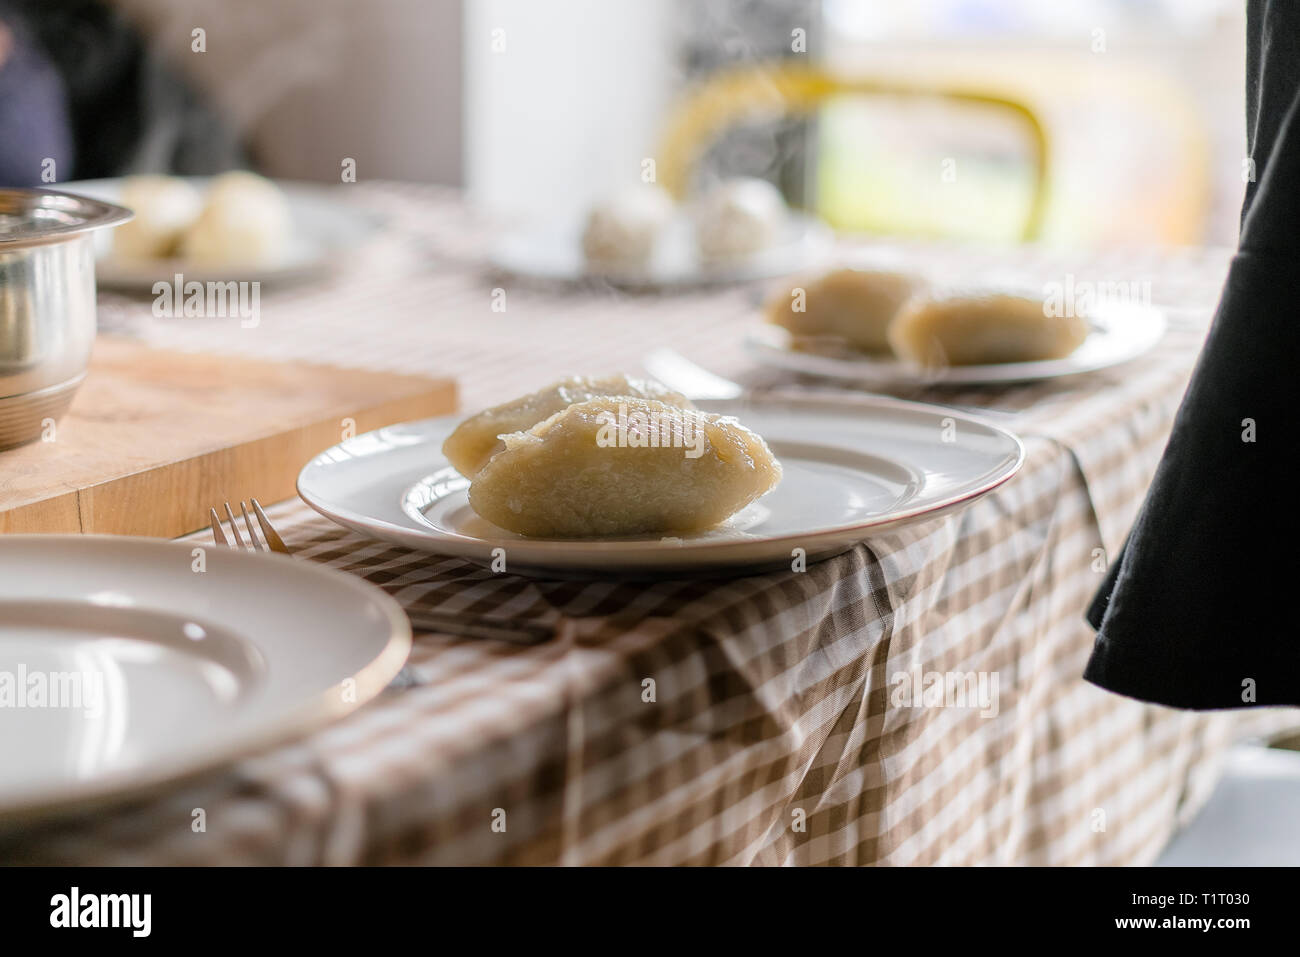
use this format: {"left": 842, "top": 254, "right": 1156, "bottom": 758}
{"left": 0, "top": 534, "right": 411, "bottom": 823}
{"left": 296, "top": 394, "right": 1026, "bottom": 565}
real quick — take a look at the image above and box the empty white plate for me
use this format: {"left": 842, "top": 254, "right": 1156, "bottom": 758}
{"left": 489, "top": 213, "right": 833, "bottom": 289}
{"left": 60, "top": 177, "right": 385, "bottom": 288}
{"left": 297, "top": 395, "right": 1024, "bottom": 577}
{"left": 745, "top": 301, "right": 1167, "bottom": 385}
{"left": 0, "top": 537, "right": 409, "bottom": 821}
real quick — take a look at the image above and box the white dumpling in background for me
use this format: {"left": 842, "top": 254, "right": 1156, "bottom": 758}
{"left": 581, "top": 186, "right": 675, "bottom": 267}
{"left": 888, "top": 289, "right": 1090, "bottom": 366}
{"left": 693, "top": 177, "right": 787, "bottom": 262}
{"left": 442, "top": 373, "right": 693, "bottom": 478}
{"left": 112, "top": 176, "right": 203, "bottom": 261}
{"left": 765, "top": 268, "right": 919, "bottom": 354}
{"left": 180, "top": 171, "right": 292, "bottom": 266}
{"left": 467, "top": 397, "right": 782, "bottom": 538}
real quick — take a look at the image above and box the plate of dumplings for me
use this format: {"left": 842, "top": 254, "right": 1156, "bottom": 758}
{"left": 62, "top": 172, "right": 384, "bottom": 288}
{"left": 749, "top": 267, "right": 1168, "bottom": 385}
{"left": 297, "top": 373, "right": 1024, "bottom": 577}
{"left": 489, "top": 177, "right": 834, "bottom": 289}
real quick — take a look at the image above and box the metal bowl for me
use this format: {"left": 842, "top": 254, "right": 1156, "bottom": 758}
{"left": 0, "top": 188, "right": 132, "bottom": 449}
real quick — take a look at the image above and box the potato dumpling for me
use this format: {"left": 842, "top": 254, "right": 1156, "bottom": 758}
{"left": 443, "top": 374, "right": 694, "bottom": 478}
{"left": 888, "top": 290, "right": 1090, "bottom": 366}
{"left": 179, "top": 171, "right": 292, "bottom": 266}
{"left": 764, "top": 268, "right": 918, "bottom": 354}
{"left": 113, "top": 176, "right": 203, "bottom": 260}
{"left": 467, "top": 397, "right": 782, "bottom": 538}
{"left": 581, "top": 186, "right": 675, "bottom": 267}
{"left": 693, "top": 177, "right": 787, "bottom": 262}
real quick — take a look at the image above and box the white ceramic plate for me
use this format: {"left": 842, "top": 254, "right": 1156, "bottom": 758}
{"left": 297, "top": 396, "right": 1024, "bottom": 577}
{"left": 60, "top": 177, "right": 385, "bottom": 288}
{"left": 489, "top": 213, "right": 834, "bottom": 289}
{"left": 745, "top": 301, "right": 1167, "bottom": 385}
{"left": 0, "top": 536, "right": 410, "bottom": 822}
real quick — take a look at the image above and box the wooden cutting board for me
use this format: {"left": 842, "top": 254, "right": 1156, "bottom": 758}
{"left": 0, "top": 338, "right": 456, "bottom": 537}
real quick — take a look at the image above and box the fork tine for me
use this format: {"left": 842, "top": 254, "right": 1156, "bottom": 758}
{"left": 210, "top": 507, "right": 231, "bottom": 547}
{"left": 239, "top": 501, "right": 264, "bottom": 551}
{"left": 250, "top": 499, "right": 290, "bottom": 554}
{"left": 223, "top": 502, "right": 245, "bottom": 549}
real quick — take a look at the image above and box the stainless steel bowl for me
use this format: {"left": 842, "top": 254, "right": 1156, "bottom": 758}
{"left": 0, "top": 188, "right": 131, "bottom": 449}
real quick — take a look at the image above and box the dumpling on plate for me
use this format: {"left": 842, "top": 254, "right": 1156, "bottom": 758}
{"left": 693, "top": 177, "right": 787, "bottom": 262}
{"left": 179, "top": 171, "right": 292, "bottom": 266}
{"left": 442, "top": 374, "right": 693, "bottom": 478}
{"left": 112, "top": 176, "right": 203, "bottom": 261}
{"left": 764, "top": 268, "right": 919, "bottom": 354}
{"left": 467, "top": 397, "right": 782, "bottom": 538}
{"left": 581, "top": 186, "right": 675, "bottom": 268}
{"left": 888, "top": 290, "right": 1090, "bottom": 366}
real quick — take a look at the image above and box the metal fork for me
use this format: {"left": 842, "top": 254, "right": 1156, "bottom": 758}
{"left": 208, "top": 500, "right": 553, "bottom": 646}
{"left": 209, "top": 499, "right": 289, "bottom": 554}
{"left": 643, "top": 347, "right": 1024, "bottom": 419}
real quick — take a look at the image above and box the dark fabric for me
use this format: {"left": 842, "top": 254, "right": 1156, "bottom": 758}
{"left": 1084, "top": 0, "right": 1300, "bottom": 709}
{"left": 0, "top": 6, "right": 73, "bottom": 186}
{"left": 0, "top": 0, "right": 243, "bottom": 184}
{"left": 1243, "top": 0, "right": 1300, "bottom": 225}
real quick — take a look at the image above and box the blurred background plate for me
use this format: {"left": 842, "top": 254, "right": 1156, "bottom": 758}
{"left": 60, "top": 178, "right": 385, "bottom": 289}
{"left": 489, "top": 212, "right": 833, "bottom": 289}
{"left": 744, "top": 301, "right": 1168, "bottom": 386}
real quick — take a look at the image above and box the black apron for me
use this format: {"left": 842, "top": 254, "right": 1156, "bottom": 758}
{"left": 1085, "top": 0, "right": 1300, "bottom": 709}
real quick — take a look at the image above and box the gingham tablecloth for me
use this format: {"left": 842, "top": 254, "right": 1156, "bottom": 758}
{"left": 3, "top": 184, "right": 1295, "bottom": 865}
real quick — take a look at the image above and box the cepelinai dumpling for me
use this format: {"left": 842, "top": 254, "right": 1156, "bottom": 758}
{"left": 581, "top": 186, "right": 675, "bottom": 267}
{"left": 764, "top": 268, "right": 919, "bottom": 354}
{"left": 467, "top": 397, "right": 782, "bottom": 538}
{"left": 179, "top": 171, "right": 292, "bottom": 266}
{"left": 113, "top": 176, "right": 203, "bottom": 261}
{"left": 887, "top": 290, "right": 1090, "bottom": 366}
{"left": 442, "top": 374, "right": 694, "bottom": 478}
{"left": 693, "top": 177, "right": 787, "bottom": 262}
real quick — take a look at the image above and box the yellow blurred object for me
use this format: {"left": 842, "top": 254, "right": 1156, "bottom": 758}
{"left": 658, "top": 60, "right": 1213, "bottom": 246}
{"left": 656, "top": 63, "right": 1051, "bottom": 242}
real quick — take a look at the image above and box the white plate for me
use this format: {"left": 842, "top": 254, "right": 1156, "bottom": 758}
{"left": 60, "top": 177, "right": 385, "bottom": 289}
{"left": 0, "top": 536, "right": 410, "bottom": 822}
{"left": 489, "top": 213, "right": 834, "bottom": 289}
{"left": 297, "top": 396, "right": 1024, "bottom": 577}
{"left": 745, "top": 301, "right": 1168, "bottom": 385}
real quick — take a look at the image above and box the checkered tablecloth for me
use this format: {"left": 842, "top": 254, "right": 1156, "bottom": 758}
{"left": 3, "top": 184, "right": 1295, "bottom": 865}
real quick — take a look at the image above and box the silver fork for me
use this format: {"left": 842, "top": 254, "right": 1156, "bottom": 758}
{"left": 209, "top": 499, "right": 289, "bottom": 554}
{"left": 643, "top": 347, "right": 1024, "bottom": 419}
{"left": 208, "top": 500, "right": 553, "bottom": 648}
